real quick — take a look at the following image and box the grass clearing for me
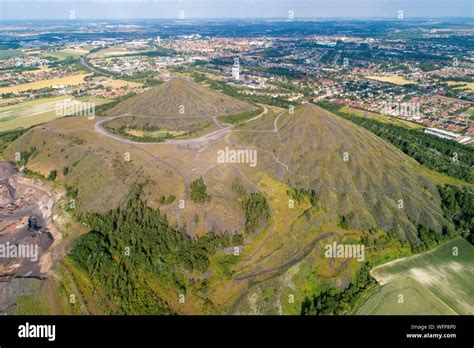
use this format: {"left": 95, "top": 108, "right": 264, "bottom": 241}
{"left": 14, "top": 294, "right": 50, "bottom": 315}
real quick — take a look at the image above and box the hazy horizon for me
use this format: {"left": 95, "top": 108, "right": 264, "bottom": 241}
{"left": 0, "top": 0, "right": 472, "bottom": 20}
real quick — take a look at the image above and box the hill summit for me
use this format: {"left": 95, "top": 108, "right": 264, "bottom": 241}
{"left": 106, "top": 77, "right": 255, "bottom": 118}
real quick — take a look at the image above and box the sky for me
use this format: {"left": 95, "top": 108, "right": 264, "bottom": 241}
{"left": 0, "top": 0, "right": 472, "bottom": 20}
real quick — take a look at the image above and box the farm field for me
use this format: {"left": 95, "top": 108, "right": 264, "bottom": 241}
{"left": 355, "top": 276, "right": 457, "bottom": 315}
{"left": 21, "top": 67, "right": 51, "bottom": 75}
{"left": 0, "top": 49, "right": 24, "bottom": 59}
{"left": 358, "top": 238, "right": 474, "bottom": 315}
{"left": 366, "top": 75, "right": 417, "bottom": 85}
{"left": 0, "top": 73, "right": 91, "bottom": 94}
{"left": 0, "top": 96, "right": 111, "bottom": 132}
{"left": 90, "top": 47, "right": 142, "bottom": 58}
{"left": 92, "top": 77, "right": 143, "bottom": 89}
{"left": 40, "top": 48, "right": 88, "bottom": 60}
{"left": 0, "top": 97, "right": 22, "bottom": 107}
{"left": 447, "top": 81, "right": 474, "bottom": 92}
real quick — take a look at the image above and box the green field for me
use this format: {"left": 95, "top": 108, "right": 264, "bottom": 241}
{"left": 356, "top": 238, "right": 474, "bottom": 314}
{"left": 0, "top": 96, "right": 111, "bottom": 132}
{"left": 40, "top": 50, "right": 83, "bottom": 60}
{"left": 0, "top": 49, "right": 24, "bottom": 60}
{"left": 355, "top": 276, "right": 457, "bottom": 314}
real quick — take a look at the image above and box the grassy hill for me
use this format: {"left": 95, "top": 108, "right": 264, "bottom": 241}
{"left": 106, "top": 77, "right": 256, "bottom": 118}
{"left": 235, "top": 103, "right": 450, "bottom": 241}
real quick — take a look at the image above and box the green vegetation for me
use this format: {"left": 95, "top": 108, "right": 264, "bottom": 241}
{"left": 301, "top": 263, "right": 375, "bottom": 315}
{"left": 47, "top": 169, "right": 57, "bottom": 181}
{"left": 95, "top": 93, "right": 136, "bottom": 116}
{"left": 62, "top": 166, "right": 70, "bottom": 176}
{"left": 14, "top": 295, "right": 49, "bottom": 315}
{"left": 112, "top": 125, "right": 172, "bottom": 143}
{"left": 218, "top": 107, "right": 262, "bottom": 125}
{"left": 338, "top": 215, "right": 350, "bottom": 230}
{"left": 109, "top": 121, "right": 210, "bottom": 143}
{"left": 287, "top": 187, "right": 318, "bottom": 206}
{"left": 159, "top": 194, "right": 176, "bottom": 205}
{"left": 18, "top": 146, "right": 39, "bottom": 166}
{"left": 242, "top": 192, "right": 270, "bottom": 234}
{"left": 231, "top": 179, "right": 247, "bottom": 198}
{"left": 68, "top": 185, "right": 239, "bottom": 314}
{"left": 439, "top": 185, "right": 473, "bottom": 232}
{"left": 411, "top": 185, "right": 473, "bottom": 252}
{"left": 0, "top": 49, "right": 23, "bottom": 60}
{"left": 122, "top": 47, "right": 176, "bottom": 57}
{"left": 0, "top": 128, "right": 28, "bottom": 156}
{"left": 190, "top": 177, "right": 211, "bottom": 203}
{"left": 319, "top": 101, "right": 474, "bottom": 183}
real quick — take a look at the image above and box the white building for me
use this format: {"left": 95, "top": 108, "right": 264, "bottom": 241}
{"left": 232, "top": 66, "right": 240, "bottom": 81}
{"left": 424, "top": 127, "right": 459, "bottom": 141}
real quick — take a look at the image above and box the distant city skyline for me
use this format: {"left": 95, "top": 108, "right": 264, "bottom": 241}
{"left": 0, "top": 0, "right": 473, "bottom": 20}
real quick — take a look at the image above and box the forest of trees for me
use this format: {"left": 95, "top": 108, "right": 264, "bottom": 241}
{"left": 189, "top": 177, "right": 211, "bottom": 203}
{"left": 318, "top": 101, "right": 474, "bottom": 183}
{"left": 242, "top": 192, "right": 270, "bottom": 234}
{"left": 439, "top": 185, "right": 474, "bottom": 243}
{"left": 69, "top": 185, "right": 240, "bottom": 314}
{"left": 230, "top": 179, "right": 270, "bottom": 235}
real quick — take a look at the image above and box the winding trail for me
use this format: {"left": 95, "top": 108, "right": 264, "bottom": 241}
{"left": 234, "top": 231, "right": 340, "bottom": 281}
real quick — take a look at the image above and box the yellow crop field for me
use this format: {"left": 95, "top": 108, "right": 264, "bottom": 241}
{"left": 0, "top": 73, "right": 91, "bottom": 94}
{"left": 366, "top": 75, "right": 417, "bottom": 85}
{"left": 61, "top": 48, "right": 89, "bottom": 55}
{"left": 105, "top": 79, "right": 143, "bottom": 88}
{"left": 90, "top": 47, "right": 140, "bottom": 58}
{"left": 447, "top": 81, "right": 474, "bottom": 92}
{"left": 21, "top": 67, "right": 51, "bottom": 75}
